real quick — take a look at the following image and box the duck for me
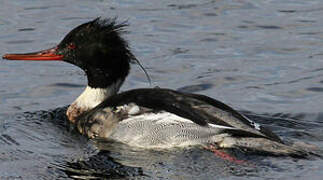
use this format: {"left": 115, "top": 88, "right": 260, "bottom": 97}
{"left": 3, "top": 18, "right": 309, "bottom": 157}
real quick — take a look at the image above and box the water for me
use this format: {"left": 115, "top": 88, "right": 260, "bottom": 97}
{"left": 1, "top": 0, "right": 323, "bottom": 179}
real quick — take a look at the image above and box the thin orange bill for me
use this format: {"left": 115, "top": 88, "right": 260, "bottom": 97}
{"left": 2, "top": 47, "right": 63, "bottom": 61}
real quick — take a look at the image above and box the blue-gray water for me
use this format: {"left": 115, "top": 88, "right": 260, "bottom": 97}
{"left": 1, "top": 0, "right": 323, "bottom": 179}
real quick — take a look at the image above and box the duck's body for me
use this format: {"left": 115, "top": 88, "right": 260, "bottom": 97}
{"left": 72, "top": 87, "right": 304, "bottom": 156}
{"left": 76, "top": 88, "right": 275, "bottom": 147}
{"left": 3, "top": 18, "right": 309, "bottom": 157}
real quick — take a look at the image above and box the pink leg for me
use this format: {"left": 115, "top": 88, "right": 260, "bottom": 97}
{"left": 205, "top": 145, "right": 246, "bottom": 164}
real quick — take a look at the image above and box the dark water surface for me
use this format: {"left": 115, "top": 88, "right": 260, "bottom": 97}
{"left": 1, "top": 0, "right": 323, "bottom": 179}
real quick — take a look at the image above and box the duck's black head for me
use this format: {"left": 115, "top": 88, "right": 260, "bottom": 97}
{"left": 3, "top": 18, "right": 134, "bottom": 88}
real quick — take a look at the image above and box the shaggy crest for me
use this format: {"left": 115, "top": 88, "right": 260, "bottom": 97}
{"left": 58, "top": 17, "right": 150, "bottom": 86}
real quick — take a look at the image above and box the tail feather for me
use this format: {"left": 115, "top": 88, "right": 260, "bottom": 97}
{"left": 219, "top": 137, "right": 310, "bottom": 158}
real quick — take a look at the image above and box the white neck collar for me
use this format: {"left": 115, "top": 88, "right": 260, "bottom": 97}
{"left": 74, "top": 79, "right": 123, "bottom": 109}
{"left": 66, "top": 79, "right": 124, "bottom": 123}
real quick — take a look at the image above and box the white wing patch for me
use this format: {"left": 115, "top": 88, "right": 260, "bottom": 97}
{"left": 208, "top": 123, "right": 237, "bottom": 129}
{"left": 114, "top": 103, "right": 141, "bottom": 115}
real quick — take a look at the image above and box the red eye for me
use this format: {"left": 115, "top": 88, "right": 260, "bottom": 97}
{"left": 67, "top": 43, "right": 76, "bottom": 49}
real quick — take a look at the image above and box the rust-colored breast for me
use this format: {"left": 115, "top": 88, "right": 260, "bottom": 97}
{"left": 66, "top": 103, "right": 86, "bottom": 124}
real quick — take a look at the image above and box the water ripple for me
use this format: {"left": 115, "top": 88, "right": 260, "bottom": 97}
{"left": 1, "top": 0, "right": 323, "bottom": 178}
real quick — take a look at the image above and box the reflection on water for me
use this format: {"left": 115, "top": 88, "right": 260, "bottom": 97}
{"left": 57, "top": 151, "right": 143, "bottom": 179}
{"left": 1, "top": 0, "right": 323, "bottom": 179}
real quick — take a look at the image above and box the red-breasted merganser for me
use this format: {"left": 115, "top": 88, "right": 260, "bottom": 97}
{"left": 3, "top": 18, "right": 309, "bottom": 157}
